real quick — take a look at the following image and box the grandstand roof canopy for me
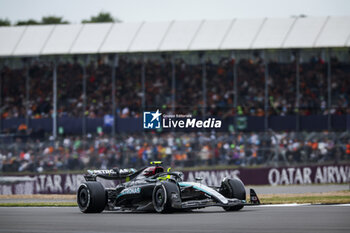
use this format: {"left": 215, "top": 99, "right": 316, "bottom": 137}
{"left": 0, "top": 16, "right": 349, "bottom": 57}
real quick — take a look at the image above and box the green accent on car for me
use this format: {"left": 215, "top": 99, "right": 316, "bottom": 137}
{"left": 157, "top": 175, "right": 171, "bottom": 181}
{"left": 150, "top": 161, "right": 162, "bottom": 165}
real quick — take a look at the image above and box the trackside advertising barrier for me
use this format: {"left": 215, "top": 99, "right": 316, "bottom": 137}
{"left": 0, "top": 164, "right": 349, "bottom": 194}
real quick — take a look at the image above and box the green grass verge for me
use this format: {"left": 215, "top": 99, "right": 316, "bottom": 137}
{"left": 260, "top": 195, "right": 350, "bottom": 204}
{"left": 0, "top": 202, "right": 77, "bottom": 207}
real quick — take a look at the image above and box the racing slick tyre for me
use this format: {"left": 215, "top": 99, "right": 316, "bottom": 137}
{"left": 152, "top": 181, "right": 180, "bottom": 213}
{"left": 220, "top": 178, "right": 246, "bottom": 211}
{"left": 77, "top": 182, "right": 106, "bottom": 213}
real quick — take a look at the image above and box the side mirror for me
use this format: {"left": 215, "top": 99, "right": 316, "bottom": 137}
{"left": 195, "top": 177, "right": 203, "bottom": 183}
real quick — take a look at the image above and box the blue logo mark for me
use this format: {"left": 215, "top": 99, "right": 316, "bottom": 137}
{"left": 143, "top": 109, "right": 162, "bottom": 129}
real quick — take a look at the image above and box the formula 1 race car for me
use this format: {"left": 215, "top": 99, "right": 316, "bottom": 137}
{"left": 77, "top": 161, "right": 260, "bottom": 213}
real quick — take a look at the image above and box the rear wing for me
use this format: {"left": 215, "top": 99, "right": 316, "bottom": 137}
{"left": 84, "top": 168, "right": 137, "bottom": 181}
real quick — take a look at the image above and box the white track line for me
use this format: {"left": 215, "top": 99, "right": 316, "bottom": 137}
{"left": 2, "top": 204, "right": 350, "bottom": 208}
{"left": 250, "top": 203, "right": 350, "bottom": 207}
{"left": 253, "top": 203, "right": 312, "bottom": 207}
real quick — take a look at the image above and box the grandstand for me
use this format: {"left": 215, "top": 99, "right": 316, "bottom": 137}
{"left": 0, "top": 16, "right": 350, "bottom": 172}
{"left": 1, "top": 16, "right": 350, "bottom": 54}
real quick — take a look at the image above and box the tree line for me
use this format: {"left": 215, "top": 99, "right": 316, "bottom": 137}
{"left": 0, "top": 12, "right": 120, "bottom": 26}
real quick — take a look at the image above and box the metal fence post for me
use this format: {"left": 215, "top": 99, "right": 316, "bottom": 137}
{"left": 201, "top": 55, "right": 207, "bottom": 119}
{"left": 52, "top": 59, "right": 57, "bottom": 139}
{"left": 232, "top": 51, "right": 238, "bottom": 131}
{"left": 82, "top": 56, "right": 88, "bottom": 137}
{"left": 296, "top": 51, "right": 300, "bottom": 131}
{"left": 233, "top": 52, "right": 238, "bottom": 112}
{"left": 264, "top": 50, "right": 269, "bottom": 131}
{"left": 111, "top": 54, "right": 118, "bottom": 137}
{"left": 327, "top": 48, "right": 332, "bottom": 131}
{"left": 171, "top": 55, "right": 176, "bottom": 114}
{"left": 0, "top": 61, "right": 2, "bottom": 133}
{"left": 25, "top": 59, "right": 30, "bottom": 133}
{"left": 141, "top": 54, "right": 146, "bottom": 112}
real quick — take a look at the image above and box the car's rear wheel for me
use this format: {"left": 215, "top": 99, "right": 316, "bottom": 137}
{"left": 220, "top": 178, "right": 246, "bottom": 211}
{"left": 77, "top": 182, "right": 106, "bottom": 213}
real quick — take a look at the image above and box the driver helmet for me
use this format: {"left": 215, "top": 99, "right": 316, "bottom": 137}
{"left": 142, "top": 166, "right": 164, "bottom": 177}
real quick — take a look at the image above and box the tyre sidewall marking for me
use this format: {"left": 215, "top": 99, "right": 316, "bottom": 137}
{"left": 78, "top": 183, "right": 91, "bottom": 212}
{"left": 153, "top": 184, "right": 167, "bottom": 212}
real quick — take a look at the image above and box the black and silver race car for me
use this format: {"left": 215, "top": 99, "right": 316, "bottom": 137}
{"left": 77, "top": 162, "right": 260, "bottom": 213}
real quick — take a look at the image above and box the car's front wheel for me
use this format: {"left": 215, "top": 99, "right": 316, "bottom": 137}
{"left": 77, "top": 182, "right": 106, "bottom": 213}
{"left": 152, "top": 181, "right": 180, "bottom": 213}
{"left": 220, "top": 178, "right": 246, "bottom": 211}
{"left": 153, "top": 185, "right": 168, "bottom": 212}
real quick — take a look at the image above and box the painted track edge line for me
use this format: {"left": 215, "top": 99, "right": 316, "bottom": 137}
{"left": 253, "top": 203, "right": 312, "bottom": 207}
{"left": 251, "top": 203, "right": 350, "bottom": 207}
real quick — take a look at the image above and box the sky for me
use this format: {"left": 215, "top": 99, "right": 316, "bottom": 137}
{"left": 0, "top": 0, "right": 349, "bottom": 24}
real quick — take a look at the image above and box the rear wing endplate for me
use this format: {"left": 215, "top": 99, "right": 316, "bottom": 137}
{"left": 249, "top": 188, "right": 261, "bottom": 205}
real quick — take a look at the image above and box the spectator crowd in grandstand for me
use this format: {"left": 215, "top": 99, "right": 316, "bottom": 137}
{"left": 0, "top": 132, "right": 349, "bottom": 173}
{"left": 1, "top": 54, "right": 349, "bottom": 173}
{"left": 1, "top": 54, "right": 349, "bottom": 120}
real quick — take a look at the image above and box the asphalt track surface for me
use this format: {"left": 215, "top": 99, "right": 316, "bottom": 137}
{"left": 0, "top": 205, "right": 349, "bottom": 233}
{"left": 1, "top": 184, "right": 349, "bottom": 203}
